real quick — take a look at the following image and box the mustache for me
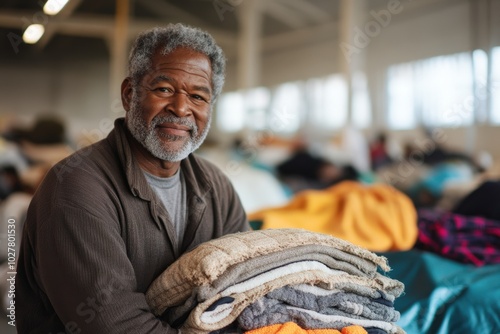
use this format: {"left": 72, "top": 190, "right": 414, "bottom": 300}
{"left": 151, "top": 115, "right": 198, "bottom": 134}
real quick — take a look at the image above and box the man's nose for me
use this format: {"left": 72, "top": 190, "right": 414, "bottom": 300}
{"left": 167, "top": 92, "right": 190, "bottom": 117}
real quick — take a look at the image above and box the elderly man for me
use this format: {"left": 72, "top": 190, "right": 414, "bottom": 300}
{"left": 16, "top": 24, "right": 249, "bottom": 333}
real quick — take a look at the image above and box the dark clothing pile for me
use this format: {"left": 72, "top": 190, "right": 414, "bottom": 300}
{"left": 415, "top": 208, "right": 500, "bottom": 266}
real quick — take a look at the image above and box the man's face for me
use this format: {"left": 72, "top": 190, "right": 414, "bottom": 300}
{"left": 125, "top": 47, "right": 213, "bottom": 162}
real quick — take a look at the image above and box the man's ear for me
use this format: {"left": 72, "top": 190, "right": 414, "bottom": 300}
{"left": 121, "top": 77, "right": 133, "bottom": 112}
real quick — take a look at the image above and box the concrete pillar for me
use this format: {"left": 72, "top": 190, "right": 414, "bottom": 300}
{"left": 237, "top": 0, "right": 262, "bottom": 90}
{"left": 109, "top": 0, "right": 130, "bottom": 109}
{"left": 466, "top": 0, "right": 492, "bottom": 152}
{"left": 339, "top": 0, "right": 367, "bottom": 126}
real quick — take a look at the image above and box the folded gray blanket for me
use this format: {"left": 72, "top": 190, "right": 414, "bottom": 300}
{"left": 165, "top": 243, "right": 381, "bottom": 325}
{"left": 146, "top": 229, "right": 392, "bottom": 317}
{"left": 238, "top": 300, "right": 402, "bottom": 334}
{"left": 264, "top": 285, "right": 400, "bottom": 322}
{"left": 290, "top": 284, "right": 394, "bottom": 303}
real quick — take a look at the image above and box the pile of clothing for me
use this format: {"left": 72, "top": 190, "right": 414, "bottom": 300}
{"left": 146, "top": 229, "right": 405, "bottom": 334}
{"left": 248, "top": 181, "right": 417, "bottom": 252}
{"left": 416, "top": 209, "right": 500, "bottom": 266}
{"left": 415, "top": 180, "right": 500, "bottom": 266}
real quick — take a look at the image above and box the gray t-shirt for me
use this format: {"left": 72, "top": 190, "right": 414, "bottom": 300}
{"left": 143, "top": 169, "right": 187, "bottom": 242}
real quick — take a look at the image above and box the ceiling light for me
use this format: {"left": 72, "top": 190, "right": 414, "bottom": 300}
{"left": 23, "top": 24, "right": 45, "bottom": 44}
{"left": 43, "top": 0, "right": 70, "bottom": 15}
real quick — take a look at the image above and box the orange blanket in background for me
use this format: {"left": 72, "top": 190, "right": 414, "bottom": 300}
{"left": 245, "top": 322, "right": 367, "bottom": 334}
{"left": 248, "top": 181, "right": 417, "bottom": 252}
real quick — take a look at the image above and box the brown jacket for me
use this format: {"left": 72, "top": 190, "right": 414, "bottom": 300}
{"left": 15, "top": 118, "right": 249, "bottom": 333}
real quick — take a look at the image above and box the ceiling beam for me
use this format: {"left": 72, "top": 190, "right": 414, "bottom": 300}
{"left": 0, "top": 10, "right": 236, "bottom": 47}
{"left": 262, "top": 1, "right": 308, "bottom": 29}
{"left": 260, "top": 0, "right": 465, "bottom": 51}
{"left": 259, "top": 0, "right": 465, "bottom": 55}
{"left": 137, "top": 0, "right": 205, "bottom": 26}
{"left": 372, "top": 0, "right": 467, "bottom": 22}
{"left": 128, "top": 20, "right": 236, "bottom": 46}
{"left": 0, "top": 11, "right": 112, "bottom": 38}
{"left": 262, "top": 20, "right": 338, "bottom": 52}
{"left": 277, "top": 0, "right": 331, "bottom": 24}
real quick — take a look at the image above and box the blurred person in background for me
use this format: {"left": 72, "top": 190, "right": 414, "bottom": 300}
{"left": 369, "top": 132, "right": 393, "bottom": 171}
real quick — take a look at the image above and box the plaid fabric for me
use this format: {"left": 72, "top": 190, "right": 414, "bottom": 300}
{"left": 415, "top": 209, "right": 500, "bottom": 266}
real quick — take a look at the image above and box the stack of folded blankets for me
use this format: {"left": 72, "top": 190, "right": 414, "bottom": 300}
{"left": 146, "top": 229, "right": 405, "bottom": 334}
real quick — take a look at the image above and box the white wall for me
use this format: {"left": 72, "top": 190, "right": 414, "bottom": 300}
{"left": 367, "top": 0, "right": 472, "bottom": 67}
{"left": 0, "top": 55, "right": 117, "bottom": 147}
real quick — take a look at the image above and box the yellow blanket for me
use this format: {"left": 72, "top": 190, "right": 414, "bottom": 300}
{"left": 245, "top": 322, "right": 367, "bottom": 334}
{"left": 249, "top": 181, "right": 417, "bottom": 252}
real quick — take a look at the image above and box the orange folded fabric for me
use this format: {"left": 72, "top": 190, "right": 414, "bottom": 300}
{"left": 244, "top": 322, "right": 367, "bottom": 334}
{"left": 248, "top": 181, "right": 417, "bottom": 252}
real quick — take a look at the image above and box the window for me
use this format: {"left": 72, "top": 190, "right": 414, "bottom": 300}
{"left": 245, "top": 87, "right": 271, "bottom": 131}
{"left": 352, "top": 71, "right": 372, "bottom": 129}
{"left": 472, "top": 49, "right": 489, "bottom": 123}
{"left": 269, "top": 82, "right": 303, "bottom": 134}
{"left": 216, "top": 91, "right": 245, "bottom": 133}
{"left": 307, "top": 75, "right": 348, "bottom": 130}
{"left": 490, "top": 47, "right": 500, "bottom": 124}
{"left": 387, "top": 63, "right": 416, "bottom": 130}
{"left": 216, "top": 74, "right": 365, "bottom": 134}
{"left": 387, "top": 52, "right": 475, "bottom": 129}
{"left": 421, "top": 53, "right": 474, "bottom": 127}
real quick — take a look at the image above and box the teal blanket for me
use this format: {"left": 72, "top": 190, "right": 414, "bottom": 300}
{"left": 380, "top": 250, "right": 500, "bottom": 333}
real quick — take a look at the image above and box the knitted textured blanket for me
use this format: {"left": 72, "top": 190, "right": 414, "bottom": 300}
{"left": 146, "top": 229, "right": 391, "bottom": 317}
{"left": 291, "top": 285, "right": 394, "bottom": 304}
{"left": 179, "top": 261, "right": 403, "bottom": 333}
{"left": 239, "top": 302, "right": 402, "bottom": 334}
{"left": 244, "top": 322, "right": 368, "bottom": 334}
{"left": 264, "top": 285, "right": 400, "bottom": 322}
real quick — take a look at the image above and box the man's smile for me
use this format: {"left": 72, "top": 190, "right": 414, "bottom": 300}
{"left": 156, "top": 122, "right": 192, "bottom": 136}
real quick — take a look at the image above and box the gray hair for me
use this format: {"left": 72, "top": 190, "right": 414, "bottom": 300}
{"left": 128, "top": 23, "right": 226, "bottom": 102}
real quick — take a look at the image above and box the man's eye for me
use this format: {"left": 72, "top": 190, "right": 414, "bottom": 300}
{"left": 156, "top": 87, "right": 172, "bottom": 93}
{"left": 149, "top": 86, "right": 174, "bottom": 95}
{"left": 191, "top": 94, "right": 209, "bottom": 103}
